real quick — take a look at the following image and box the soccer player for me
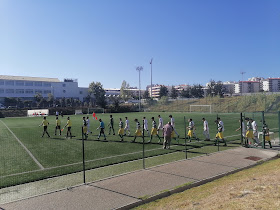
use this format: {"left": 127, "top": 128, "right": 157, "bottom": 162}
{"left": 148, "top": 117, "right": 161, "bottom": 143}
{"left": 157, "top": 115, "right": 163, "bottom": 135}
{"left": 187, "top": 118, "right": 197, "bottom": 142}
{"left": 39, "top": 116, "right": 50, "bottom": 138}
{"left": 63, "top": 117, "right": 72, "bottom": 139}
{"left": 202, "top": 118, "right": 210, "bottom": 141}
{"left": 215, "top": 118, "right": 227, "bottom": 146}
{"left": 54, "top": 116, "right": 61, "bottom": 136}
{"left": 118, "top": 118, "right": 124, "bottom": 141}
{"left": 82, "top": 116, "right": 88, "bottom": 140}
{"left": 124, "top": 117, "right": 130, "bottom": 136}
{"left": 108, "top": 115, "right": 115, "bottom": 135}
{"left": 169, "top": 115, "right": 179, "bottom": 138}
{"left": 143, "top": 117, "right": 149, "bottom": 136}
{"left": 131, "top": 119, "right": 142, "bottom": 142}
{"left": 86, "top": 116, "right": 92, "bottom": 135}
{"left": 252, "top": 119, "right": 260, "bottom": 146}
{"left": 263, "top": 122, "right": 272, "bottom": 148}
{"left": 97, "top": 119, "right": 106, "bottom": 140}
{"left": 245, "top": 117, "right": 253, "bottom": 147}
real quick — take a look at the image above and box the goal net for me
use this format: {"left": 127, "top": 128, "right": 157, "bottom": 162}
{"left": 27, "top": 109, "right": 49, "bottom": 117}
{"left": 75, "top": 109, "right": 83, "bottom": 115}
{"left": 190, "top": 105, "right": 212, "bottom": 113}
{"left": 87, "top": 108, "right": 105, "bottom": 114}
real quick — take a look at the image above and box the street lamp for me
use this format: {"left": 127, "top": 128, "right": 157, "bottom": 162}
{"left": 150, "top": 58, "right": 153, "bottom": 98}
{"left": 136, "top": 66, "right": 143, "bottom": 111}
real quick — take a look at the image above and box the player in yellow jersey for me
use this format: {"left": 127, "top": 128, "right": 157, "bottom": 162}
{"left": 118, "top": 118, "right": 125, "bottom": 141}
{"left": 39, "top": 116, "right": 50, "bottom": 138}
{"left": 63, "top": 117, "right": 72, "bottom": 139}
{"left": 54, "top": 116, "right": 61, "bottom": 136}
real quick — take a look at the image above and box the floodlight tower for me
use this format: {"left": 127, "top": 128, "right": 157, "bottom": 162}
{"left": 136, "top": 66, "right": 143, "bottom": 111}
{"left": 150, "top": 58, "right": 153, "bottom": 98}
{"left": 240, "top": 71, "right": 246, "bottom": 95}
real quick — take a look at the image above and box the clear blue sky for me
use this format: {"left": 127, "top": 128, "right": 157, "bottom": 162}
{"left": 1, "top": 0, "right": 279, "bottom": 88}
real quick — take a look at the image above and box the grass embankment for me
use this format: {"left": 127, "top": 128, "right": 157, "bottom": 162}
{"left": 136, "top": 157, "right": 280, "bottom": 210}
{"left": 148, "top": 94, "right": 280, "bottom": 113}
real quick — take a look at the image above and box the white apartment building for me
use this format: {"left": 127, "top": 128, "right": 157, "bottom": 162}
{"left": 262, "top": 78, "right": 280, "bottom": 92}
{"left": 235, "top": 81, "right": 260, "bottom": 94}
{"left": 148, "top": 85, "right": 173, "bottom": 98}
{"left": 0, "top": 75, "right": 88, "bottom": 103}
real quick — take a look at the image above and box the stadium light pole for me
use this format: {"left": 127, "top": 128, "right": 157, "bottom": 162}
{"left": 150, "top": 58, "right": 153, "bottom": 99}
{"left": 136, "top": 66, "right": 143, "bottom": 111}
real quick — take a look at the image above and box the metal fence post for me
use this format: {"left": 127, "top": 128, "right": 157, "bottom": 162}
{"left": 261, "top": 111, "right": 265, "bottom": 149}
{"left": 82, "top": 126, "right": 86, "bottom": 184}
{"left": 142, "top": 119, "right": 145, "bottom": 169}
{"left": 184, "top": 116, "right": 187, "bottom": 159}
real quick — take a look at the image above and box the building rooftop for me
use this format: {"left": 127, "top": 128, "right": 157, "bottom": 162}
{"left": 0, "top": 75, "right": 60, "bottom": 82}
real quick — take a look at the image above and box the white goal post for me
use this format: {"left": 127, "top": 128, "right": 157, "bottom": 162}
{"left": 75, "top": 109, "right": 83, "bottom": 115}
{"left": 190, "top": 105, "right": 212, "bottom": 113}
{"left": 27, "top": 109, "right": 49, "bottom": 117}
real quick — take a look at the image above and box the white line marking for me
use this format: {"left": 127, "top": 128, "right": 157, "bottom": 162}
{"left": 0, "top": 120, "right": 44, "bottom": 170}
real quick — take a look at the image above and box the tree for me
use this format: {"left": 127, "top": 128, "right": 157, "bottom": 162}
{"left": 159, "top": 85, "right": 168, "bottom": 98}
{"left": 47, "top": 93, "right": 54, "bottom": 107}
{"left": 180, "top": 88, "right": 191, "bottom": 98}
{"left": 207, "top": 80, "right": 224, "bottom": 97}
{"left": 190, "top": 85, "right": 204, "bottom": 98}
{"left": 143, "top": 90, "right": 150, "bottom": 99}
{"left": 88, "top": 81, "right": 107, "bottom": 108}
{"left": 170, "top": 86, "right": 178, "bottom": 99}
{"left": 120, "top": 80, "right": 131, "bottom": 101}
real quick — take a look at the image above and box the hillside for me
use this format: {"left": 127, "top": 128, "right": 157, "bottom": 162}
{"left": 146, "top": 94, "right": 280, "bottom": 113}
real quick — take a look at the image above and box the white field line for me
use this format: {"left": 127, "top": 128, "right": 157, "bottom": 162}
{"left": 0, "top": 120, "right": 44, "bottom": 170}
{"left": 1, "top": 130, "right": 276, "bottom": 180}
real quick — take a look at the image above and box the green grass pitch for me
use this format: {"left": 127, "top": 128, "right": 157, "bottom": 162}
{"left": 0, "top": 111, "right": 278, "bottom": 188}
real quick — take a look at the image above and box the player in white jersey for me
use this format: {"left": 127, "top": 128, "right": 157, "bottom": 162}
{"left": 251, "top": 119, "right": 259, "bottom": 146}
{"left": 124, "top": 117, "right": 130, "bottom": 136}
{"left": 169, "top": 115, "right": 179, "bottom": 138}
{"left": 202, "top": 118, "right": 210, "bottom": 141}
{"left": 143, "top": 117, "right": 149, "bottom": 135}
{"left": 86, "top": 116, "right": 92, "bottom": 134}
{"left": 236, "top": 119, "right": 246, "bottom": 138}
{"left": 157, "top": 115, "right": 163, "bottom": 135}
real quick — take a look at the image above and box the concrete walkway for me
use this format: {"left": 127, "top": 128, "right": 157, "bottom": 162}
{"left": 1, "top": 147, "right": 279, "bottom": 210}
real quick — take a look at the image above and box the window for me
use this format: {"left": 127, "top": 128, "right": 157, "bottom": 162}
{"left": 80, "top": 91, "right": 83, "bottom": 94}
{"left": 25, "top": 81, "right": 33, "bottom": 86}
{"left": 16, "top": 81, "right": 24, "bottom": 86}
{"left": 35, "top": 90, "right": 43, "bottom": 94}
{"left": 15, "top": 89, "right": 24, "bottom": 94}
{"left": 5, "top": 81, "right": 14, "bottom": 86}
{"left": 25, "top": 89, "right": 34, "bottom": 94}
{"left": 63, "top": 90, "right": 66, "bottom": 93}
{"left": 35, "top": 82, "right": 42, "bottom": 86}
{"left": 0, "top": 89, "right": 4, "bottom": 93}
{"left": 62, "top": 84, "right": 66, "bottom": 87}
{"left": 44, "top": 90, "right": 51, "bottom": 94}
{"left": 43, "top": 82, "right": 51, "bottom": 87}
{"left": 6, "top": 89, "right": 14, "bottom": 93}
{"left": 0, "top": 80, "right": 5, "bottom": 85}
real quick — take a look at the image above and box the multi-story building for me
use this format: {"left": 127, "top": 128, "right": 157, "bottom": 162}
{"left": 147, "top": 85, "right": 170, "bottom": 98}
{"left": 262, "top": 78, "right": 280, "bottom": 92}
{"left": 0, "top": 75, "right": 88, "bottom": 103}
{"left": 234, "top": 81, "right": 260, "bottom": 94}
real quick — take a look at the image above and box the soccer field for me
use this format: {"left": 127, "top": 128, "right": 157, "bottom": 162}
{"left": 0, "top": 112, "right": 278, "bottom": 188}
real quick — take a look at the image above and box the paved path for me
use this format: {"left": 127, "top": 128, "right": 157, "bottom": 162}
{"left": 1, "top": 147, "right": 279, "bottom": 210}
